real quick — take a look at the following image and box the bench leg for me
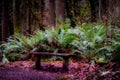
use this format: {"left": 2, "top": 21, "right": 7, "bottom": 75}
{"left": 63, "top": 57, "right": 69, "bottom": 71}
{"left": 35, "top": 55, "right": 41, "bottom": 69}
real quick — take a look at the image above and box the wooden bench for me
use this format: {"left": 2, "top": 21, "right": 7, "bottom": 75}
{"left": 30, "top": 52, "right": 75, "bottom": 71}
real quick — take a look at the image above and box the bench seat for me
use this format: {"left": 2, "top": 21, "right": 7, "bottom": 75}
{"left": 30, "top": 52, "right": 75, "bottom": 71}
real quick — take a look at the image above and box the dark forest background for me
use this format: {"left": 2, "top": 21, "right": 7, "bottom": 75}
{"left": 0, "top": 0, "right": 120, "bottom": 41}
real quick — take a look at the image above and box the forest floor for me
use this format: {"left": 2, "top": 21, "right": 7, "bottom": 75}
{"left": 0, "top": 60, "right": 120, "bottom": 80}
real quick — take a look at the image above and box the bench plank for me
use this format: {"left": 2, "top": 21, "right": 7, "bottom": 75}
{"left": 30, "top": 52, "right": 74, "bottom": 57}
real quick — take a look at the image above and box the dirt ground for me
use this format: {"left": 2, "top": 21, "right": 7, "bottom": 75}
{"left": 0, "top": 60, "right": 120, "bottom": 80}
{"left": 0, "top": 61, "right": 78, "bottom": 80}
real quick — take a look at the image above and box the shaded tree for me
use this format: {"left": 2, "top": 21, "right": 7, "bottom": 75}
{"left": 1, "top": 0, "right": 13, "bottom": 41}
{"left": 55, "top": 0, "right": 65, "bottom": 26}
{"left": 43, "top": 0, "right": 55, "bottom": 27}
{"left": 108, "top": 0, "right": 120, "bottom": 23}
{"left": 0, "top": 1, "right": 2, "bottom": 41}
{"left": 89, "top": 0, "right": 99, "bottom": 22}
{"left": 65, "top": 0, "right": 76, "bottom": 27}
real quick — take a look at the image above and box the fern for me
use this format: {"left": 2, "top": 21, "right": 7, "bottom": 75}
{"left": 71, "top": 23, "right": 107, "bottom": 59}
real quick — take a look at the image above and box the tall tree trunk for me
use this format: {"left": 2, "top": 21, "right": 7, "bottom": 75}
{"left": 89, "top": 0, "right": 99, "bottom": 22}
{"left": 99, "top": 0, "right": 108, "bottom": 21}
{"left": 13, "top": 0, "right": 22, "bottom": 33}
{"left": 39, "top": 0, "right": 45, "bottom": 30}
{"left": 101, "top": 0, "right": 108, "bottom": 16}
{"left": 108, "top": 0, "right": 120, "bottom": 23}
{"left": 9, "top": 1, "right": 14, "bottom": 35}
{"left": 20, "top": 0, "right": 28, "bottom": 35}
{"left": 0, "top": 1, "right": 2, "bottom": 41}
{"left": 43, "top": 0, "right": 55, "bottom": 27}
{"left": 28, "top": 8, "right": 32, "bottom": 34}
{"left": 98, "top": 0, "right": 102, "bottom": 20}
{"left": 55, "top": 0, "right": 65, "bottom": 26}
{"left": 1, "top": 0, "right": 10, "bottom": 41}
{"left": 49, "top": 0, "right": 55, "bottom": 27}
{"left": 65, "top": 0, "right": 72, "bottom": 19}
{"left": 65, "top": 0, "right": 76, "bottom": 27}
{"left": 13, "top": 0, "right": 16, "bottom": 33}
{"left": 21, "top": 11, "right": 28, "bottom": 35}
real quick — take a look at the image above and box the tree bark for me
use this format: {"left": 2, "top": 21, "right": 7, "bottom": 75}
{"left": 65, "top": 0, "right": 76, "bottom": 27}
{"left": 43, "top": 0, "right": 55, "bottom": 27}
{"left": 0, "top": 1, "right": 2, "bottom": 41}
{"left": 108, "top": 0, "right": 120, "bottom": 23}
{"left": 1, "top": 0, "right": 11, "bottom": 41}
{"left": 20, "top": 0, "right": 28, "bottom": 35}
{"left": 98, "top": 0, "right": 102, "bottom": 20}
{"left": 13, "top": 0, "right": 22, "bottom": 33}
{"left": 55, "top": 0, "right": 65, "bottom": 26}
{"left": 89, "top": 0, "right": 99, "bottom": 22}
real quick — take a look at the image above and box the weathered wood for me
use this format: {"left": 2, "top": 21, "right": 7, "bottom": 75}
{"left": 35, "top": 55, "right": 41, "bottom": 69}
{"left": 30, "top": 52, "right": 75, "bottom": 71}
{"left": 63, "top": 56, "right": 69, "bottom": 71}
{"left": 30, "top": 52, "right": 74, "bottom": 57}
